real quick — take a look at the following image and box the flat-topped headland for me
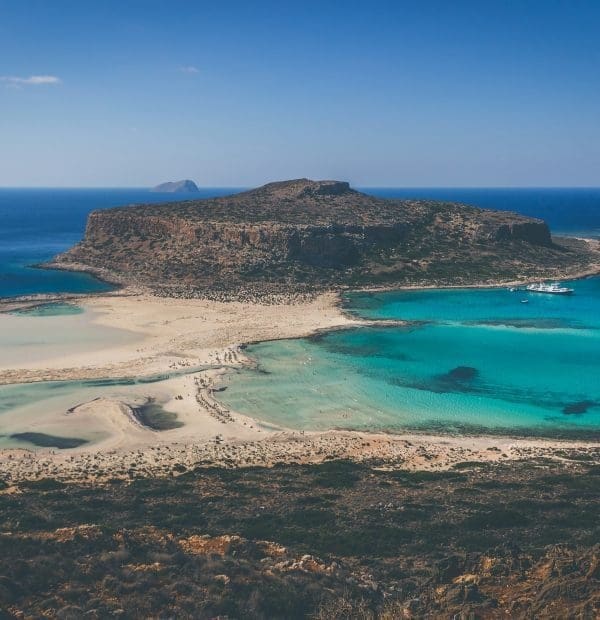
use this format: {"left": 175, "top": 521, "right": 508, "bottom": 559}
{"left": 47, "top": 179, "right": 600, "bottom": 299}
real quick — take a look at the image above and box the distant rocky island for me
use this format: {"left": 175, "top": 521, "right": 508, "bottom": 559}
{"left": 151, "top": 179, "right": 199, "bottom": 193}
{"left": 52, "top": 179, "right": 599, "bottom": 298}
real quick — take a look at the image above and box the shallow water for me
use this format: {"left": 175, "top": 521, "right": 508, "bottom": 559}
{"left": 0, "top": 369, "right": 203, "bottom": 448}
{"left": 9, "top": 302, "right": 84, "bottom": 317}
{"left": 0, "top": 306, "right": 140, "bottom": 367}
{"left": 219, "top": 278, "right": 600, "bottom": 438}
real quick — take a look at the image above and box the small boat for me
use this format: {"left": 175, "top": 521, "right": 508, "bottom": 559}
{"left": 520, "top": 299, "right": 529, "bottom": 304}
{"left": 526, "top": 282, "right": 574, "bottom": 295}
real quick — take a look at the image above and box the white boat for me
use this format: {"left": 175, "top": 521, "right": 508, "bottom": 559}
{"left": 525, "top": 282, "right": 574, "bottom": 295}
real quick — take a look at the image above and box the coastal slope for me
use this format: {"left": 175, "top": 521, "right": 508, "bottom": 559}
{"left": 50, "top": 179, "right": 599, "bottom": 297}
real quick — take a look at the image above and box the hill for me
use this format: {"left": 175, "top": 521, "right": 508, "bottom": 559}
{"left": 52, "top": 179, "right": 599, "bottom": 298}
{"left": 2, "top": 459, "right": 599, "bottom": 618}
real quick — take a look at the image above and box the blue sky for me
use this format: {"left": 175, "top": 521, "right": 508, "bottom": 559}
{"left": 1, "top": 0, "right": 598, "bottom": 187}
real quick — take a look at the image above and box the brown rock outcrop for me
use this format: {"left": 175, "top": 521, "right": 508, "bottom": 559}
{"left": 51, "top": 179, "right": 595, "bottom": 297}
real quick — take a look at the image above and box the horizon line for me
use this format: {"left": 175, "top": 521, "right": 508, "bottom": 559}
{"left": 1, "top": 185, "right": 600, "bottom": 190}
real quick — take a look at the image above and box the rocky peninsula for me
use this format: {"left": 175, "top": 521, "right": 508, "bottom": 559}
{"left": 48, "top": 179, "right": 600, "bottom": 298}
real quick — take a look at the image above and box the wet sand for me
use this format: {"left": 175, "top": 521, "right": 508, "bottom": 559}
{"left": 0, "top": 303, "right": 141, "bottom": 368}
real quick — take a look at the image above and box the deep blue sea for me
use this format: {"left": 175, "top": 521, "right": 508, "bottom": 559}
{"left": 0, "top": 188, "right": 236, "bottom": 297}
{"left": 1, "top": 187, "right": 599, "bottom": 298}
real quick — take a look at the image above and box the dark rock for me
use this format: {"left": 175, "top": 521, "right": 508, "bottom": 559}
{"left": 563, "top": 400, "right": 596, "bottom": 415}
{"left": 0, "top": 576, "right": 23, "bottom": 604}
{"left": 435, "top": 554, "right": 466, "bottom": 583}
{"left": 490, "top": 221, "right": 552, "bottom": 246}
{"left": 299, "top": 180, "right": 350, "bottom": 196}
{"left": 445, "top": 366, "right": 479, "bottom": 382}
{"left": 425, "top": 366, "right": 480, "bottom": 393}
{"left": 9, "top": 432, "right": 88, "bottom": 449}
{"left": 463, "top": 583, "right": 484, "bottom": 603}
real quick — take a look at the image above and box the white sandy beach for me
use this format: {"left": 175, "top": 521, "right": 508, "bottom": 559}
{"left": 0, "top": 292, "right": 356, "bottom": 383}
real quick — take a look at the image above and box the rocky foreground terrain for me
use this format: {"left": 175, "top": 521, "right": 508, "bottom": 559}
{"left": 51, "top": 179, "right": 599, "bottom": 297}
{"left": 1, "top": 458, "right": 598, "bottom": 618}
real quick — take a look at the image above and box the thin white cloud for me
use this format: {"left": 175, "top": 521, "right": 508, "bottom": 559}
{"left": 0, "top": 75, "right": 62, "bottom": 86}
{"left": 179, "top": 66, "right": 199, "bottom": 74}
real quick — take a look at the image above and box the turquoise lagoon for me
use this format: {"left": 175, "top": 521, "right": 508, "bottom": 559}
{"left": 9, "top": 302, "right": 84, "bottom": 317}
{"left": 219, "top": 278, "right": 600, "bottom": 438}
{"left": 2, "top": 280, "right": 600, "bottom": 446}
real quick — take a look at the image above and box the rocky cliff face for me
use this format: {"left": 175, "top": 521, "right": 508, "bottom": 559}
{"left": 53, "top": 179, "right": 594, "bottom": 297}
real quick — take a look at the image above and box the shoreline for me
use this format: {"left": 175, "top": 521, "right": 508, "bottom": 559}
{"left": 1, "top": 425, "right": 599, "bottom": 484}
{"left": 5, "top": 253, "right": 598, "bottom": 314}
{"left": 37, "top": 259, "right": 131, "bottom": 291}
{"left": 3, "top": 232, "right": 594, "bottom": 306}
{"left": 1, "top": 269, "right": 600, "bottom": 482}
{"left": 0, "top": 291, "right": 361, "bottom": 386}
